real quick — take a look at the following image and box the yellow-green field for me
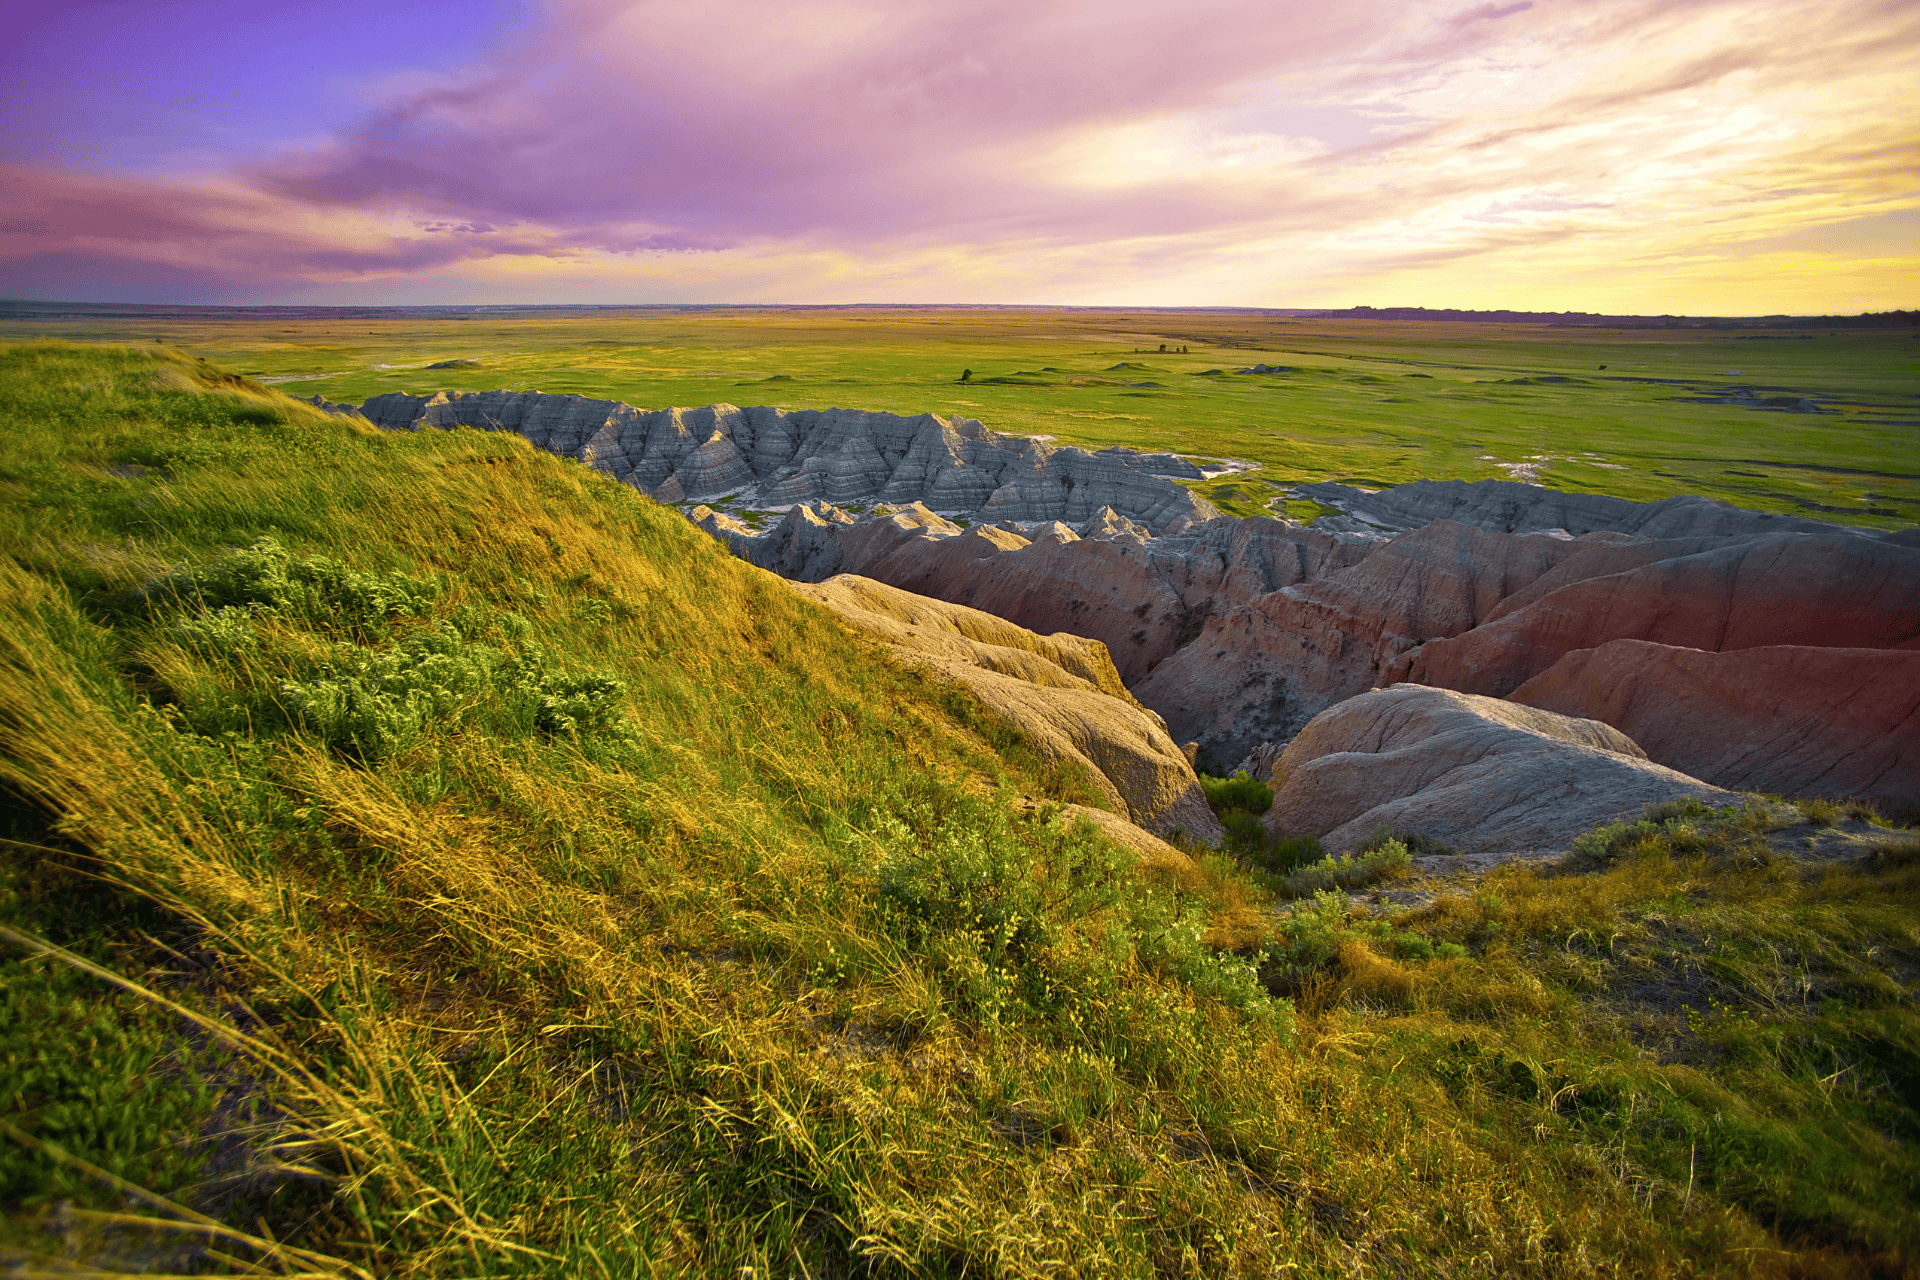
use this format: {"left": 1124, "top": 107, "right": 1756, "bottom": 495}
{"left": 4, "top": 305, "right": 1916, "bottom": 528}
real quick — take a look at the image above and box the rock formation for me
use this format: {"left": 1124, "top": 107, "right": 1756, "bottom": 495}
{"left": 1133, "top": 519, "right": 1628, "bottom": 768}
{"left": 1262, "top": 685, "right": 1737, "bottom": 854}
{"left": 322, "top": 389, "right": 1219, "bottom": 532}
{"left": 1397, "top": 532, "right": 1920, "bottom": 696}
{"left": 1508, "top": 641, "right": 1920, "bottom": 819}
{"left": 1136, "top": 520, "right": 1920, "bottom": 771}
{"left": 708, "top": 502, "right": 1375, "bottom": 684}
{"left": 790, "top": 574, "right": 1223, "bottom": 843}
{"left": 1295, "top": 477, "right": 1894, "bottom": 541}
{"left": 311, "top": 385, "right": 1920, "bottom": 832}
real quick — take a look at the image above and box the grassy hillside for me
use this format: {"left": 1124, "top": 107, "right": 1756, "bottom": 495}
{"left": 2, "top": 343, "right": 1917, "bottom": 1277}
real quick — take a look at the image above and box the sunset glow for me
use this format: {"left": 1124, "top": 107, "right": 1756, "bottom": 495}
{"left": 2, "top": 0, "right": 1914, "bottom": 309}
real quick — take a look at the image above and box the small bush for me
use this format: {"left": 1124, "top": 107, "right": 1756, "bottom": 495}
{"left": 1275, "top": 838, "right": 1412, "bottom": 899}
{"left": 1132, "top": 905, "right": 1279, "bottom": 1021}
{"left": 1797, "top": 796, "right": 1885, "bottom": 828}
{"left": 279, "top": 624, "right": 499, "bottom": 760}
{"left": 877, "top": 808, "right": 1053, "bottom": 970}
{"left": 1564, "top": 799, "right": 1767, "bottom": 870}
{"left": 1260, "top": 889, "right": 1348, "bottom": 990}
{"left": 1199, "top": 770, "right": 1273, "bottom": 818}
{"left": 1257, "top": 832, "right": 1325, "bottom": 875}
{"left": 278, "top": 628, "right": 629, "bottom": 761}
{"left": 1357, "top": 826, "right": 1457, "bottom": 858}
{"left": 167, "top": 604, "right": 261, "bottom": 654}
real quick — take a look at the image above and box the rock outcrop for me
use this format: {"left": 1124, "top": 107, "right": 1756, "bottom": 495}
{"left": 1132, "top": 520, "right": 1633, "bottom": 769}
{"left": 791, "top": 575, "right": 1223, "bottom": 843}
{"left": 718, "top": 504, "right": 1375, "bottom": 684}
{"left": 1133, "top": 519, "right": 1920, "bottom": 771}
{"left": 341, "top": 389, "right": 1219, "bottom": 532}
{"left": 1508, "top": 641, "right": 1920, "bottom": 819}
{"left": 1397, "top": 532, "right": 1920, "bottom": 696}
{"left": 1296, "top": 478, "right": 1896, "bottom": 542}
{"left": 1262, "top": 685, "right": 1737, "bottom": 854}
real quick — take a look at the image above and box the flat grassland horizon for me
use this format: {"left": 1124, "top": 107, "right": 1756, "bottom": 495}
{"left": 4, "top": 304, "right": 1915, "bottom": 530}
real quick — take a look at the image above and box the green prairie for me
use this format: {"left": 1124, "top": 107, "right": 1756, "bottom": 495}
{"left": 4, "top": 305, "right": 1916, "bottom": 528}
{"left": 2, "top": 341, "right": 1917, "bottom": 1277}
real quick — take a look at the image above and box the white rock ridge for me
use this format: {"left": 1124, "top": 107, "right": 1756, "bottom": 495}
{"left": 315, "top": 390, "right": 1219, "bottom": 533}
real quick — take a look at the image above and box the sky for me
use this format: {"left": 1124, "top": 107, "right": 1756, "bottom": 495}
{"left": 1, "top": 0, "right": 1915, "bottom": 311}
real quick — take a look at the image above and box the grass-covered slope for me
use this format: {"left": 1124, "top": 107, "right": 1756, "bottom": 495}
{"left": 2, "top": 343, "right": 1917, "bottom": 1277}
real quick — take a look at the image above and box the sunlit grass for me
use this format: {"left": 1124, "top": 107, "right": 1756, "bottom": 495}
{"left": 2, "top": 342, "right": 1915, "bottom": 1276}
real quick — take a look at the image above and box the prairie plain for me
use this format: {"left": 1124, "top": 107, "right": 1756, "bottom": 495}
{"left": 4, "top": 302, "right": 1916, "bottom": 528}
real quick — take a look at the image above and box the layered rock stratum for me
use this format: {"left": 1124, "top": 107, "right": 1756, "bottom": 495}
{"left": 311, "top": 390, "right": 1218, "bottom": 532}
{"left": 1293, "top": 477, "right": 1898, "bottom": 541}
{"left": 696, "top": 501, "right": 1373, "bottom": 684}
{"left": 1508, "top": 642, "right": 1920, "bottom": 817}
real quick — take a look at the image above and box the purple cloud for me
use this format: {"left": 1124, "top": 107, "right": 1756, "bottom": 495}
{"left": 0, "top": 0, "right": 1913, "bottom": 307}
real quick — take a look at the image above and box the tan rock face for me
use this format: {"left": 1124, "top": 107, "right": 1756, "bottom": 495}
{"left": 1398, "top": 533, "right": 1920, "bottom": 697}
{"left": 1508, "top": 641, "right": 1920, "bottom": 819}
{"left": 1263, "top": 685, "right": 1735, "bottom": 855}
{"left": 792, "top": 575, "right": 1223, "bottom": 843}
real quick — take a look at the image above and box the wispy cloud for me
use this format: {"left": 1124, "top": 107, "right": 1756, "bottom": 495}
{"left": 1, "top": 0, "right": 1914, "bottom": 307}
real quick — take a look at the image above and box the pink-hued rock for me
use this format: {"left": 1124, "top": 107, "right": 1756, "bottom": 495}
{"left": 1262, "top": 685, "right": 1736, "bottom": 855}
{"left": 1508, "top": 641, "right": 1920, "bottom": 818}
{"left": 1398, "top": 533, "right": 1920, "bottom": 698}
{"left": 1132, "top": 520, "right": 1612, "bottom": 770}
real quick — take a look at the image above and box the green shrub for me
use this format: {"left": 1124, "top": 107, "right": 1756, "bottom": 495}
{"left": 1261, "top": 889, "right": 1349, "bottom": 987}
{"left": 872, "top": 798, "right": 1285, "bottom": 1028}
{"left": 1274, "top": 838, "right": 1412, "bottom": 898}
{"left": 1199, "top": 770, "right": 1273, "bottom": 818}
{"left": 1564, "top": 798, "right": 1766, "bottom": 870}
{"left": 277, "top": 629, "right": 630, "bottom": 760}
{"left": 1357, "top": 826, "right": 1457, "bottom": 858}
{"left": 1257, "top": 832, "right": 1326, "bottom": 875}
{"left": 150, "top": 535, "right": 439, "bottom": 633}
{"left": 167, "top": 604, "right": 261, "bottom": 654}
{"left": 876, "top": 805, "right": 1053, "bottom": 970}
{"left": 1130, "top": 904, "right": 1278, "bottom": 1022}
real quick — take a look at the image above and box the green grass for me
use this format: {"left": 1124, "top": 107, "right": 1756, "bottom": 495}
{"left": 3, "top": 308, "right": 1915, "bottom": 530}
{"left": 2, "top": 342, "right": 1917, "bottom": 1276}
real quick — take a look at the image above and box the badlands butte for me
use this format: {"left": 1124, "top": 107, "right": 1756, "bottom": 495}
{"left": 321, "top": 385, "right": 1920, "bottom": 850}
